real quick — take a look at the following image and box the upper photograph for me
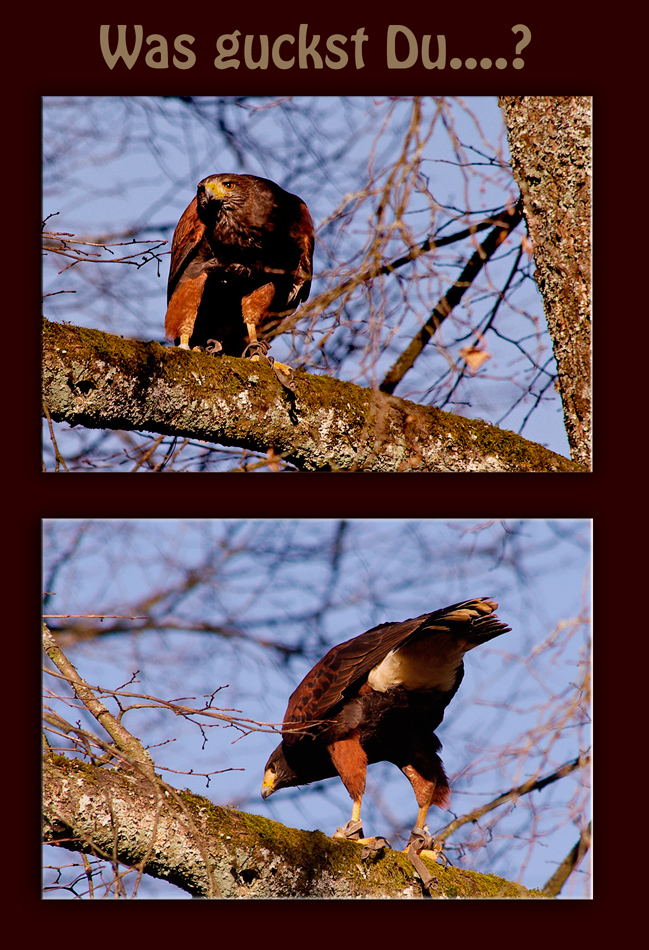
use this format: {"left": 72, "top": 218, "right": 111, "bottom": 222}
{"left": 42, "top": 96, "right": 591, "bottom": 473}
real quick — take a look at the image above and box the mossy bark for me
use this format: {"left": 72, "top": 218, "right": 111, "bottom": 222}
{"left": 42, "top": 318, "right": 584, "bottom": 472}
{"left": 43, "top": 755, "right": 547, "bottom": 899}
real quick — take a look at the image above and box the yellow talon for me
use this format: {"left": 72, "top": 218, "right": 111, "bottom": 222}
{"left": 248, "top": 354, "right": 293, "bottom": 375}
{"left": 272, "top": 361, "right": 293, "bottom": 374}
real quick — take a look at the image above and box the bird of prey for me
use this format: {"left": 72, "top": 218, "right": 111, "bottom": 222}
{"left": 165, "top": 173, "right": 314, "bottom": 370}
{"left": 262, "top": 598, "right": 509, "bottom": 852}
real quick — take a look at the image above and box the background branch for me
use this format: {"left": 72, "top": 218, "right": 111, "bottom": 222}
{"left": 436, "top": 753, "right": 591, "bottom": 843}
{"left": 380, "top": 201, "right": 524, "bottom": 394}
{"left": 542, "top": 822, "right": 592, "bottom": 897}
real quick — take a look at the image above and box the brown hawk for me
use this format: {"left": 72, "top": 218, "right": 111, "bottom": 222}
{"left": 262, "top": 598, "right": 509, "bottom": 854}
{"left": 165, "top": 173, "right": 314, "bottom": 364}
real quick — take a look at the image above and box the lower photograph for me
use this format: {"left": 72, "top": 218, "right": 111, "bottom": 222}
{"left": 42, "top": 518, "right": 591, "bottom": 900}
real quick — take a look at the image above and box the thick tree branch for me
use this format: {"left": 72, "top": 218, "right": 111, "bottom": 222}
{"left": 43, "top": 755, "right": 221, "bottom": 897}
{"left": 43, "top": 755, "right": 546, "bottom": 899}
{"left": 42, "top": 318, "right": 583, "bottom": 472}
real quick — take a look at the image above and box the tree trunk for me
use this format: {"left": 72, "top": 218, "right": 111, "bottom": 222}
{"left": 499, "top": 96, "right": 592, "bottom": 468}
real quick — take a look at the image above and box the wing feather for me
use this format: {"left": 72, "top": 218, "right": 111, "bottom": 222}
{"left": 283, "top": 598, "right": 508, "bottom": 740}
{"left": 167, "top": 197, "right": 206, "bottom": 302}
{"left": 286, "top": 200, "right": 314, "bottom": 308}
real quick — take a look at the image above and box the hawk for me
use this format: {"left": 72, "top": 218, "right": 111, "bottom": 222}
{"left": 165, "top": 173, "right": 314, "bottom": 363}
{"left": 262, "top": 598, "right": 509, "bottom": 852}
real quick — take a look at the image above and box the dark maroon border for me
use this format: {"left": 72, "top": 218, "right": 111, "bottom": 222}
{"left": 17, "top": 0, "right": 627, "bottom": 928}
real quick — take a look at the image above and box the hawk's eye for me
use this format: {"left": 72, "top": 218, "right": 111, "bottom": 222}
{"left": 223, "top": 181, "right": 235, "bottom": 189}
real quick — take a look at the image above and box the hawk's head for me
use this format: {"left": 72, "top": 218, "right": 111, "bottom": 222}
{"left": 197, "top": 173, "right": 251, "bottom": 219}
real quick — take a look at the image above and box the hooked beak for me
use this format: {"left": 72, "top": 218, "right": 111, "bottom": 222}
{"left": 205, "top": 180, "right": 230, "bottom": 200}
{"left": 261, "top": 769, "right": 276, "bottom": 800}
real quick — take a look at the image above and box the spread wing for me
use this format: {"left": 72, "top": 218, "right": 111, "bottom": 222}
{"left": 283, "top": 598, "right": 508, "bottom": 741}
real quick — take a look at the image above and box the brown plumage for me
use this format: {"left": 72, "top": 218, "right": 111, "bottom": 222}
{"left": 261, "top": 598, "right": 509, "bottom": 843}
{"left": 165, "top": 173, "right": 314, "bottom": 357}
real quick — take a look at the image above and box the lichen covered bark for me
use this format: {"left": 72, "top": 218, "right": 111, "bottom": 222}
{"left": 500, "top": 96, "right": 592, "bottom": 468}
{"left": 43, "top": 755, "right": 546, "bottom": 898}
{"left": 42, "top": 318, "right": 584, "bottom": 472}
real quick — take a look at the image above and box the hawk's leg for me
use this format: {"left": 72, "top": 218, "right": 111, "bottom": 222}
{"left": 328, "top": 733, "right": 387, "bottom": 848}
{"left": 401, "top": 763, "right": 450, "bottom": 864}
{"left": 332, "top": 799, "right": 391, "bottom": 856}
{"left": 165, "top": 273, "right": 208, "bottom": 350}
{"left": 406, "top": 826, "right": 449, "bottom": 867}
{"left": 332, "top": 798, "right": 364, "bottom": 840}
{"left": 241, "top": 283, "right": 295, "bottom": 388}
{"left": 241, "top": 282, "right": 275, "bottom": 356}
{"left": 405, "top": 826, "right": 448, "bottom": 891}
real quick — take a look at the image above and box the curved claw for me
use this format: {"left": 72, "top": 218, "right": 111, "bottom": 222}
{"left": 360, "top": 836, "right": 391, "bottom": 859}
{"left": 269, "top": 359, "right": 296, "bottom": 392}
{"left": 242, "top": 341, "right": 296, "bottom": 391}
{"left": 242, "top": 340, "right": 270, "bottom": 361}
{"left": 332, "top": 819, "right": 364, "bottom": 841}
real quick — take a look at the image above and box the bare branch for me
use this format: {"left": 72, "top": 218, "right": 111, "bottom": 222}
{"left": 42, "top": 622, "right": 155, "bottom": 774}
{"left": 436, "top": 753, "right": 591, "bottom": 843}
{"left": 542, "top": 822, "right": 591, "bottom": 897}
{"left": 42, "top": 228, "right": 167, "bottom": 275}
{"left": 379, "top": 201, "right": 524, "bottom": 394}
